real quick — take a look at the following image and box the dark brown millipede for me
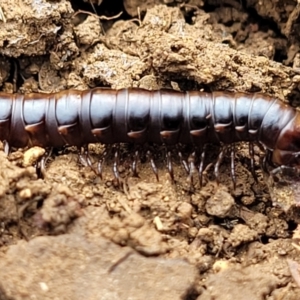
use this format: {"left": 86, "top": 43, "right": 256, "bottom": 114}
{"left": 1, "top": 87, "right": 300, "bottom": 187}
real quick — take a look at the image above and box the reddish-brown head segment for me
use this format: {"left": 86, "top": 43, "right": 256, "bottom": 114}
{"left": 272, "top": 113, "right": 300, "bottom": 167}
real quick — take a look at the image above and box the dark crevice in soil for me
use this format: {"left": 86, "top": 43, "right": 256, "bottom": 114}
{"left": 70, "top": 0, "right": 130, "bottom": 19}
{"left": 287, "top": 220, "right": 298, "bottom": 232}
{"left": 182, "top": 286, "right": 200, "bottom": 300}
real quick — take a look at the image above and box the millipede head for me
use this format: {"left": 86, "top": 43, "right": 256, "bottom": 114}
{"left": 272, "top": 114, "right": 300, "bottom": 167}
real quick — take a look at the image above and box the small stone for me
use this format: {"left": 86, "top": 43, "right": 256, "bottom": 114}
{"left": 19, "top": 188, "right": 32, "bottom": 199}
{"left": 205, "top": 188, "right": 235, "bottom": 218}
{"left": 23, "top": 147, "right": 45, "bottom": 167}
{"left": 177, "top": 202, "right": 193, "bottom": 220}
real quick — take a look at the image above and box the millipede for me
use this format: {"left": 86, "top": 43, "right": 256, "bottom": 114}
{"left": 0, "top": 87, "right": 300, "bottom": 187}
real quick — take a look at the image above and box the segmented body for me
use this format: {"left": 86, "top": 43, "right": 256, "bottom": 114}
{"left": 0, "top": 88, "right": 299, "bottom": 169}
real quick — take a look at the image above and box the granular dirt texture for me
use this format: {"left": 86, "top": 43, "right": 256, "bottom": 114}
{"left": 0, "top": 234, "right": 198, "bottom": 300}
{"left": 1, "top": 0, "right": 300, "bottom": 299}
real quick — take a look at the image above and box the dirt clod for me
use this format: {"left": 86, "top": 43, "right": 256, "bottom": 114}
{"left": 198, "top": 264, "right": 284, "bottom": 300}
{"left": 0, "top": 234, "right": 198, "bottom": 300}
{"left": 205, "top": 187, "right": 235, "bottom": 218}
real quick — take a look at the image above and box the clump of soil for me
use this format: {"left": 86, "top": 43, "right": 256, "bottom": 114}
{"left": 0, "top": 0, "right": 300, "bottom": 299}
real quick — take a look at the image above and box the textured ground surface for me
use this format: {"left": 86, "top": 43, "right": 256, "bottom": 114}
{"left": 1, "top": 0, "right": 300, "bottom": 299}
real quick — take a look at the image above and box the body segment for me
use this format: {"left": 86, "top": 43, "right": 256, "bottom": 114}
{"left": 0, "top": 88, "right": 299, "bottom": 167}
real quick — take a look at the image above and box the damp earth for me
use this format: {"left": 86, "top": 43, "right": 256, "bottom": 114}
{"left": 1, "top": 0, "right": 300, "bottom": 299}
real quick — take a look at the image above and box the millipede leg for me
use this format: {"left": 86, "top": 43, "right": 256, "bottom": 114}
{"left": 38, "top": 148, "right": 53, "bottom": 179}
{"left": 79, "top": 146, "right": 109, "bottom": 180}
{"left": 13, "top": 59, "right": 18, "bottom": 93}
{"left": 178, "top": 151, "right": 189, "bottom": 174}
{"left": 249, "top": 142, "right": 258, "bottom": 182}
{"left": 96, "top": 151, "right": 106, "bottom": 180}
{"left": 198, "top": 147, "right": 206, "bottom": 188}
{"left": 166, "top": 150, "right": 174, "bottom": 182}
{"left": 113, "top": 149, "right": 121, "bottom": 185}
{"left": 84, "top": 146, "right": 93, "bottom": 168}
{"left": 147, "top": 150, "right": 159, "bottom": 181}
{"left": 214, "top": 147, "right": 226, "bottom": 184}
{"left": 78, "top": 149, "right": 87, "bottom": 167}
{"left": 131, "top": 150, "right": 139, "bottom": 177}
{"left": 262, "top": 148, "right": 274, "bottom": 174}
{"left": 3, "top": 140, "right": 10, "bottom": 155}
{"left": 230, "top": 144, "right": 236, "bottom": 189}
{"left": 187, "top": 152, "right": 196, "bottom": 187}
{"left": 78, "top": 145, "right": 92, "bottom": 168}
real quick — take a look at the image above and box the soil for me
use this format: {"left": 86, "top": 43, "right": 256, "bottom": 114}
{"left": 1, "top": 0, "right": 300, "bottom": 299}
